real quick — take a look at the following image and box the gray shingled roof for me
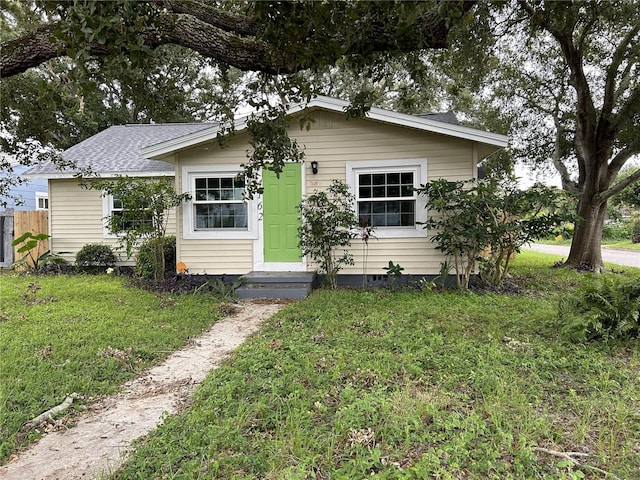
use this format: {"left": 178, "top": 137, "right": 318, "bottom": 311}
{"left": 25, "top": 123, "right": 214, "bottom": 177}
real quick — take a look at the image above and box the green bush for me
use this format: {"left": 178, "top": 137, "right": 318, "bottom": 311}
{"left": 632, "top": 218, "right": 640, "bottom": 244}
{"left": 75, "top": 244, "right": 118, "bottom": 273}
{"left": 602, "top": 221, "right": 631, "bottom": 241}
{"left": 135, "top": 236, "right": 176, "bottom": 279}
{"left": 558, "top": 276, "right": 640, "bottom": 342}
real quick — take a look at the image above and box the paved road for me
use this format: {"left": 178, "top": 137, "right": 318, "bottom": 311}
{"left": 526, "top": 243, "right": 640, "bottom": 268}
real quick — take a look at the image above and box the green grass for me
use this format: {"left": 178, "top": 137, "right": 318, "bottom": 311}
{"left": 538, "top": 238, "right": 640, "bottom": 250}
{"left": 0, "top": 273, "right": 223, "bottom": 463}
{"left": 603, "top": 240, "right": 640, "bottom": 251}
{"left": 112, "top": 252, "right": 640, "bottom": 480}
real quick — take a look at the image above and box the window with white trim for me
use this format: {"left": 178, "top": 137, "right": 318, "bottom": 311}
{"left": 357, "top": 172, "right": 415, "bottom": 227}
{"left": 347, "top": 159, "right": 427, "bottom": 238}
{"left": 182, "top": 166, "right": 257, "bottom": 240}
{"left": 193, "top": 176, "right": 247, "bottom": 230}
{"left": 105, "top": 195, "right": 153, "bottom": 230}
{"left": 35, "top": 192, "right": 48, "bottom": 210}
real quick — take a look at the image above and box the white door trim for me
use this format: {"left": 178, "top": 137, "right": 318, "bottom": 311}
{"left": 253, "top": 163, "right": 307, "bottom": 272}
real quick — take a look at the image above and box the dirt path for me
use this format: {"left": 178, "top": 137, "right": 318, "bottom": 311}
{"left": 0, "top": 301, "right": 285, "bottom": 480}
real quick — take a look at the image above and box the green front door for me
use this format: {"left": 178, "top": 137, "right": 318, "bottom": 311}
{"left": 263, "top": 163, "right": 302, "bottom": 263}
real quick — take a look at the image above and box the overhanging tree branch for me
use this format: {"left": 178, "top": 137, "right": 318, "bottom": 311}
{"left": 609, "top": 83, "right": 640, "bottom": 133}
{"left": 598, "top": 167, "right": 640, "bottom": 202}
{"left": 601, "top": 23, "right": 640, "bottom": 118}
{"left": 152, "top": 0, "right": 258, "bottom": 37}
{"left": 607, "top": 145, "right": 640, "bottom": 183}
{"left": 0, "top": 0, "right": 476, "bottom": 78}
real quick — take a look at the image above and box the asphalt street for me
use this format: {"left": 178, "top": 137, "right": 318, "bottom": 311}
{"left": 526, "top": 243, "right": 640, "bottom": 268}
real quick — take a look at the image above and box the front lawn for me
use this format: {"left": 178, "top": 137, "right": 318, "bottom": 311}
{"left": 0, "top": 274, "right": 223, "bottom": 463}
{"left": 113, "top": 252, "right": 640, "bottom": 479}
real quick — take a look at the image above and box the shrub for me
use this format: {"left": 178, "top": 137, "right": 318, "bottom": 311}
{"left": 602, "top": 221, "right": 631, "bottom": 241}
{"left": 135, "top": 236, "right": 176, "bottom": 279}
{"left": 416, "top": 179, "right": 570, "bottom": 289}
{"left": 632, "top": 218, "right": 640, "bottom": 244}
{"left": 297, "top": 180, "right": 358, "bottom": 289}
{"left": 558, "top": 276, "right": 640, "bottom": 342}
{"left": 75, "top": 244, "right": 118, "bottom": 273}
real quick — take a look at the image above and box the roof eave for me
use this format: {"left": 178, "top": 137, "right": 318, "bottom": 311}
{"left": 24, "top": 170, "right": 175, "bottom": 180}
{"left": 141, "top": 96, "right": 508, "bottom": 158}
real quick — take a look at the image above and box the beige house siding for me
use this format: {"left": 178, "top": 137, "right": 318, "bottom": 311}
{"left": 49, "top": 178, "right": 176, "bottom": 266}
{"left": 174, "top": 110, "right": 480, "bottom": 275}
{"left": 177, "top": 239, "right": 253, "bottom": 274}
{"left": 174, "top": 133, "right": 254, "bottom": 274}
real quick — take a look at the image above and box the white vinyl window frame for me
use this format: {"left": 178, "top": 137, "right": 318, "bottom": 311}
{"left": 101, "top": 193, "right": 122, "bottom": 239}
{"left": 346, "top": 158, "right": 428, "bottom": 238}
{"left": 35, "top": 192, "right": 48, "bottom": 210}
{"left": 101, "top": 193, "right": 153, "bottom": 239}
{"left": 182, "top": 165, "right": 258, "bottom": 240}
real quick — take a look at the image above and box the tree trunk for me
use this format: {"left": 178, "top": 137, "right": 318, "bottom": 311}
{"left": 566, "top": 196, "right": 607, "bottom": 272}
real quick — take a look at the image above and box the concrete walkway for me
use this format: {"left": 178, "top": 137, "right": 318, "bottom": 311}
{"left": 0, "top": 301, "right": 284, "bottom": 480}
{"left": 526, "top": 243, "right": 640, "bottom": 268}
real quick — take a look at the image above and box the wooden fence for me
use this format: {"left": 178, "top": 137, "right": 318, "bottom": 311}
{"left": 0, "top": 209, "right": 49, "bottom": 268}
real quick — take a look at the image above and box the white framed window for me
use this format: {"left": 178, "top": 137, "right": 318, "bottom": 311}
{"left": 182, "top": 165, "right": 257, "bottom": 239}
{"left": 193, "top": 177, "right": 247, "bottom": 230}
{"left": 346, "top": 159, "right": 428, "bottom": 238}
{"left": 35, "top": 192, "right": 48, "bottom": 210}
{"left": 101, "top": 193, "right": 152, "bottom": 238}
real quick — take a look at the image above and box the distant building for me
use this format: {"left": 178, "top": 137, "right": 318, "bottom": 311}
{"left": 1, "top": 163, "right": 48, "bottom": 211}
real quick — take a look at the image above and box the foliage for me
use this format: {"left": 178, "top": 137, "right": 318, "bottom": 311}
{"left": 0, "top": 0, "right": 473, "bottom": 202}
{"left": 193, "top": 276, "right": 246, "bottom": 303}
{"left": 242, "top": 102, "right": 308, "bottom": 198}
{"left": 417, "top": 178, "right": 569, "bottom": 289}
{"left": 113, "top": 252, "right": 640, "bottom": 479}
{"left": 558, "top": 277, "right": 640, "bottom": 342}
{"left": 357, "top": 221, "right": 376, "bottom": 287}
{"left": 297, "top": 180, "right": 359, "bottom": 289}
{"left": 383, "top": 261, "right": 404, "bottom": 289}
{"left": 74, "top": 243, "right": 117, "bottom": 273}
{"left": 602, "top": 222, "right": 632, "bottom": 242}
{"left": 483, "top": 1, "right": 640, "bottom": 269}
{"left": 0, "top": 42, "right": 229, "bottom": 204}
{"left": 632, "top": 219, "right": 640, "bottom": 244}
{"left": 1, "top": 1, "right": 471, "bottom": 78}
{"left": 135, "top": 236, "right": 176, "bottom": 280}
{"left": 10, "top": 231, "right": 66, "bottom": 270}
{"left": 0, "top": 273, "right": 223, "bottom": 462}
{"left": 84, "top": 177, "right": 189, "bottom": 281}
{"left": 612, "top": 167, "right": 640, "bottom": 210}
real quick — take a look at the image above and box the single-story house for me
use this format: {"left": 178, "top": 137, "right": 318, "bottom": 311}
{"left": 25, "top": 96, "right": 508, "bottom": 287}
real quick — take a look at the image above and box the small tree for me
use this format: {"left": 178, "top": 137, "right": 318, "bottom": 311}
{"left": 298, "top": 180, "right": 359, "bottom": 289}
{"left": 417, "top": 179, "right": 489, "bottom": 289}
{"left": 86, "top": 177, "right": 190, "bottom": 281}
{"left": 481, "top": 182, "right": 572, "bottom": 287}
{"left": 417, "top": 178, "right": 569, "bottom": 289}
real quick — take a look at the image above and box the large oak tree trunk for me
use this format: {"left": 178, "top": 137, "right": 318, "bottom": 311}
{"left": 566, "top": 188, "right": 607, "bottom": 272}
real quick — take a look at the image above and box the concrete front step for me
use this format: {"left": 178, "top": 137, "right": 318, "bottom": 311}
{"left": 235, "top": 271, "right": 316, "bottom": 300}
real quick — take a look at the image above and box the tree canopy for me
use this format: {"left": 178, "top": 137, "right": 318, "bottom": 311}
{"left": 0, "top": 0, "right": 475, "bottom": 78}
{"left": 487, "top": 1, "right": 640, "bottom": 269}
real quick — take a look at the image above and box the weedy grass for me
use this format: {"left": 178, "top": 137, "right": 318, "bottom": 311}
{"left": 113, "top": 252, "right": 640, "bottom": 479}
{"left": 0, "top": 273, "right": 223, "bottom": 463}
{"left": 603, "top": 241, "right": 640, "bottom": 251}
{"left": 539, "top": 238, "right": 640, "bottom": 251}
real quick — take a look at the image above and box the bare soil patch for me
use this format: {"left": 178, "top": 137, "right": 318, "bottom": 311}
{"left": 0, "top": 301, "right": 285, "bottom": 480}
